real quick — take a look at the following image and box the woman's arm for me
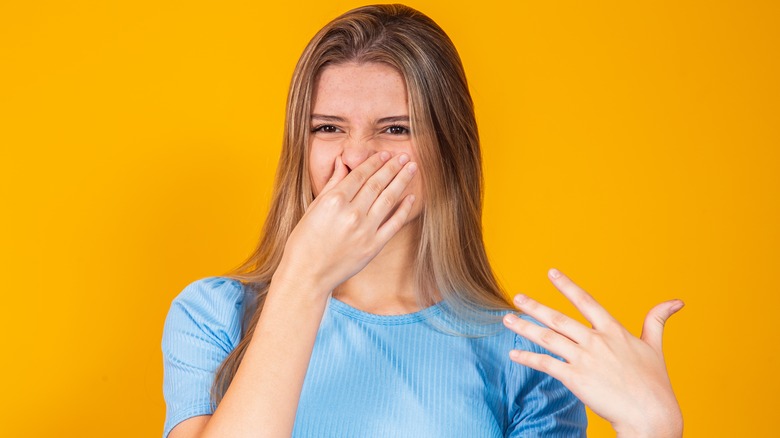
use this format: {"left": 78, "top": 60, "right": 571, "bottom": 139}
{"left": 503, "top": 268, "right": 684, "bottom": 438}
{"left": 171, "top": 151, "right": 418, "bottom": 438}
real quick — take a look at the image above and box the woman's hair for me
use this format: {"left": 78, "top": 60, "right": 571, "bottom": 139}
{"left": 211, "top": 3, "right": 512, "bottom": 406}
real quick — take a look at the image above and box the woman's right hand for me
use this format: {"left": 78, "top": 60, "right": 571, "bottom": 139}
{"left": 274, "top": 151, "right": 418, "bottom": 294}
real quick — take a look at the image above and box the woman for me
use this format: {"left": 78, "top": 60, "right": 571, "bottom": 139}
{"left": 162, "top": 4, "right": 683, "bottom": 437}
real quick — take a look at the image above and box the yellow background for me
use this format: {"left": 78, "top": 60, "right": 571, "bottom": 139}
{"left": 1, "top": 0, "right": 778, "bottom": 436}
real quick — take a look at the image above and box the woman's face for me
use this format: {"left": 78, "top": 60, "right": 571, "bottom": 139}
{"left": 308, "top": 62, "right": 423, "bottom": 221}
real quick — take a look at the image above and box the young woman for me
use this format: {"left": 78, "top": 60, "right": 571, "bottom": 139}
{"left": 162, "top": 4, "right": 683, "bottom": 437}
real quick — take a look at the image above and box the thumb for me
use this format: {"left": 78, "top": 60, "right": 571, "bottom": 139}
{"left": 321, "top": 155, "right": 348, "bottom": 194}
{"left": 640, "top": 299, "right": 684, "bottom": 353}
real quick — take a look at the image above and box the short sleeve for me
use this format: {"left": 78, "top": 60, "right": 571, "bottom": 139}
{"left": 161, "top": 277, "right": 248, "bottom": 438}
{"left": 506, "top": 315, "right": 588, "bottom": 437}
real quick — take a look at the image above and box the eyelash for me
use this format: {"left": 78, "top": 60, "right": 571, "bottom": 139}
{"left": 310, "top": 124, "right": 411, "bottom": 135}
{"left": 311, "top": 124, "right": 340, "bottom": 133}
{"left": 384, "top": 125, "right": 410, "bottom": 135}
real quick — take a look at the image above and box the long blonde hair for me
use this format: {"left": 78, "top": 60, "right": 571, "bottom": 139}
{"left": 211, "top": 3, "right": 512, "bottom": 406}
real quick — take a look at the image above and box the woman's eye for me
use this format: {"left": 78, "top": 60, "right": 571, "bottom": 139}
{"left": 312, "top": 125, "right": 340, "bottom": 133}
{"left": 385, "top": 125, "right": 410, "bottom": 135}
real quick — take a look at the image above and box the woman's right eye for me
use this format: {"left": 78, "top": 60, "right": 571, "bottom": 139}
{"left": 312, "top": 125, "right": 340, "bottom": 133}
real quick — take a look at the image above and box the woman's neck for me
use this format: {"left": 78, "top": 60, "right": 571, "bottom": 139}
{"left": 332, "top": 222, "right": 422, "bottom": 315}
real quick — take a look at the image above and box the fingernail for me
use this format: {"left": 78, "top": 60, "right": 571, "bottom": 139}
{"left": 408, "top": 195, "right": 416, "bottom": 203}
{"left": 503, "top": 313, "right": 518, "bottom": 325}
{"left": 398, "top": 154, "right": 409, "bottom": 165}
{"left": 549, "top": 268, "right": 561, "bottom": 279}
{"left": 380, "top": 151, "right": 390, "bottom": 161}
{"left": 509, "top": 350, "right": 522, "bottom": 360}
{"left": 407, "top": 162, "right": 417, "bottom": 173}
{"left": 513, "top": 294, "right": 528, "bottom": 306}
{"left": 670, "top": 300, "right": 685, "bottom": 313}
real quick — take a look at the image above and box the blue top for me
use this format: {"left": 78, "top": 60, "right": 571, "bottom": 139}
{"left": 161, "top": 277, "right": 587, "bottom": 437}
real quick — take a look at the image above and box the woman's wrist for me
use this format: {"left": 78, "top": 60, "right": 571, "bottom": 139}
{"left": 270, "top": 261, "right": 333, "bottom": 303}
{"left": 613, "top": 407, "right": 683, "bottom": 438}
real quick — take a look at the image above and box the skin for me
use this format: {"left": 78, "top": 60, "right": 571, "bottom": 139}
{"left": 170, "top": 61, "right": 683, "bottom": 437}
{"left": 503, "top": 268, "right": 684, "bottom": 437}
{"left": 305, "top": 61, "right": 425, "bottom": 314}
{"left": 171, "top": 62, "right": 421, "bottom": 438}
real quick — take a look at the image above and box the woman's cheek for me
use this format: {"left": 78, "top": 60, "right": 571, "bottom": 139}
{"left": 309, "top": 148, "right": 336, "bottom": 197}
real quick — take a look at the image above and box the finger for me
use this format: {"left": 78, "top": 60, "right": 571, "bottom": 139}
{"left": 320, "top": 155, "right": 349, "bottom": 194}
{"left": 503, "top": 313, "right": 581, "bottom": 361}
{"left": 351, "top": 153, "right": 410, "bottom": 213}
{"left": 366, "top": 160, "right": 417, "bottom": 224}
{"left": 511, "top": 294, "right": 592, "bottom": 344}
{"left": 547, "top": 268, "right": 617, "bottom": 331}
{"left": 375, "top": 194, "right": 416, "bottom": 243}
{"left": 508, "top": 349, "right": 570, "bottom": 384}
{"left": 337, "top": 151, "right": 391, "bottom": 201}
{"left": 640, "top": 299, "right": 684, "bottom": 353}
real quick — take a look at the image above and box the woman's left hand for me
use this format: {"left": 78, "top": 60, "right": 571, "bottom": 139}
{"left": 503, "top": 268, "right": 684, "bottom": 438}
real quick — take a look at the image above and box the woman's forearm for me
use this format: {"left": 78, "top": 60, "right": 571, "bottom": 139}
{"left": 200, "top": 273, "right": 329, "bottom": 438}
{"left": 196, "top": 152, "right": 416, "bottom": 437}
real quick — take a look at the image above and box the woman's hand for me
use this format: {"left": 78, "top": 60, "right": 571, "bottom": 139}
{"left": 275, "top": 151, "right": 418, "bottom": 294}
{"left": 503, "top": 268, "right": 684, "bottom": 438}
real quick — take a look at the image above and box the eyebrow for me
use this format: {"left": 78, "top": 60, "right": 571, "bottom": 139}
{"left": 376, "top": 116, "right": 410, "bottom": 124}
{"left": 311, "top": 114, "right": 410, "bottom": 124}
{"left": 310, "top": 114, "right": 345, "bottom": 123}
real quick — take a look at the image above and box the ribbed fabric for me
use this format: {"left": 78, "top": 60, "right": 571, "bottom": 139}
{"left": 162, "top": 277, "right": 587, "bottom": 438}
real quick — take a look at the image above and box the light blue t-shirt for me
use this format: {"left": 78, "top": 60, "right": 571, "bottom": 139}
{"left": 161, "top": 277, "right": 587, "bottom": 437}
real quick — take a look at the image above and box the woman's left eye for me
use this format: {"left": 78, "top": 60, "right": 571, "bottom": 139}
{"left": 384, "top": 125, "right": 410, "bottom": 135}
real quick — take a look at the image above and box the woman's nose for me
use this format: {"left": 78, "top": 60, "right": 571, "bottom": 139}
{"left": 340, "top": 138, "right": 378, "bottom": 171}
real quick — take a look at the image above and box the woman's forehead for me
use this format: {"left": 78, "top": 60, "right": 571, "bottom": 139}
{"left": 312, "top": 62, "right": 408, "bottom": 117}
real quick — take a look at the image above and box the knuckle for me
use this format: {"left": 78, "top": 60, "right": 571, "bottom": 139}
{"left": 366, "top": 179, "right": 384, "bottom": 194}
{"left": 323, "top": 192, "right": 347, "bottom": 208}
{"left": 539, "top": 329, "right": 556, "bottom": 346}
{"left": 602, "top": 316, "right": 623, "bottom": 332}
{"left": 577, "top": 330, "right": 596, "bottom": 348}
{"left": 559, "top": 370, "right": 577, "bottom": 390}
{"left": 512, "top": 350, "right": 528, "bottom": 363}
{"left": 381, "top": 193, "right": 396, "bottom": 208}
{"left": 522, "top": 298, "right": 538, "bottom": 312}
{"left": 357, "top": 244, "right": 373, "bottom": 261}
{"left": 344, "top": 209, "right": 362, "bottom": 226}
{"left": 615, "top": 326, "right": 633, "bottom": 342}
{"left": 565, "top": 347, "right": 581, "bottom": 364}
{"left": 652, "top": 312, "right": 668, "bottom": 327}
{"left": 352, "top": 169, "right": 369, "bottom": 186}
{"left": 534, "top": 354, "right": 555, "bottom": 372}
{"left": 550, "top": 312, "right": 568, "bottom": 330}
{"left": 575, "top": 292, "right": 596, "bottom": 309}
{"left": 509, "top": 317, "right": 527, "bottom": 333}
{"left": 382, "top": 221, "right": 399, "bottom": 235}
{"left": 589, "top": 333, "right": 609, "bottom": 350}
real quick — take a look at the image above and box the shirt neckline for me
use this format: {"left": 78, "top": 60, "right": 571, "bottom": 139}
{"left": 327, "top": 296, "right": 444, "bottom": 325}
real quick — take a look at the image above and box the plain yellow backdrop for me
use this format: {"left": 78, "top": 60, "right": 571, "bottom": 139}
{"left": 1, "top": 0, "right": 778, "bottom": 436}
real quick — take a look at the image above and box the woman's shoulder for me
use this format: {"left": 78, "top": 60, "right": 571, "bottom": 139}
{"left": 459, "top": 310, "right": 554, "bottom": 357}
{"left": 161, "top": 277, "right": 254, "bottom": 437}
{"left": 170, "top": 276, "right": 248, "bottom": 313}
{"left": 163, "top": 276, "right": 255, "bottom": 353}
